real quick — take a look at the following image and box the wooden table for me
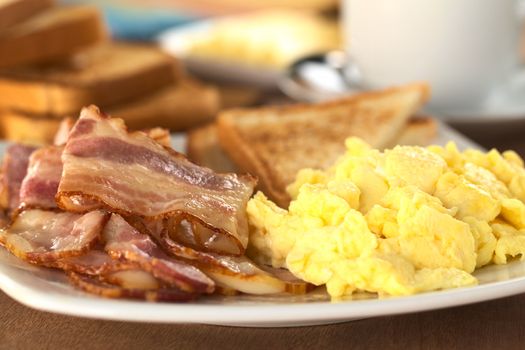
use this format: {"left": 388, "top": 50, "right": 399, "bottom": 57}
{"left": 1, "top": 287, "right": 525, "bottom": 349}
{"left": 2, "top": 130, "right": 525, "bottom": 350}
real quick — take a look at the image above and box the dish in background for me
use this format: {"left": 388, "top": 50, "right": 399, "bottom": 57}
{"left": 6, "top": 128, "right": 524, "bottom": 328}
{"left": 158, "top": 21, "right": 280, "bottom": 88}
{"left": 157, "top": 10, "right": 340, "bottom": 88}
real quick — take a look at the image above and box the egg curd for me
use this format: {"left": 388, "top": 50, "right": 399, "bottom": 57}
{"left": 246, "top": 138, "right": 525, "bottom": 298}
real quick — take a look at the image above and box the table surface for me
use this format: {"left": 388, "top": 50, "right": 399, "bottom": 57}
{"left": 2, "top": 128, "right": 525, "bottom": 350}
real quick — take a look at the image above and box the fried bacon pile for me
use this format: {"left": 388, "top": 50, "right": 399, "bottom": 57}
{"left": 0, "top": 106, "right": 309, "bottom": 301}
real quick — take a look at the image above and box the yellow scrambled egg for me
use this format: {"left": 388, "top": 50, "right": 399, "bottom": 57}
{"left": 247, "top": 138, "right": 525, "bottom": 298}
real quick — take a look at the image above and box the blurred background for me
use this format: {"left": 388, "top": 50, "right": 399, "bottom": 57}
{"left": 1, "top": 0, "right": 525, "bottom": 148}
{"left": 63, "top": 0, "right": 339, "bottom": 40}
{"left": 0, "top": 0, "right": 343, "bottom": 145}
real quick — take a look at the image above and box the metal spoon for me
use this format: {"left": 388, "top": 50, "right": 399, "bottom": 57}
{"left": 278, "top": 50, "right": 364, "bottom": 102}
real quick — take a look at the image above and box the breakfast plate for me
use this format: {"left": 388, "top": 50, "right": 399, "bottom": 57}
{"left": 1, "top": 124, "right": 525, "bottom": 328}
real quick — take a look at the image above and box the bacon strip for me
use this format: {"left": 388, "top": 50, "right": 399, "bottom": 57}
{"left": 48, "top": 249, "right": 135, "bottom": 275}
{"left": 18, "top": 146, "right": 63, "bottom": 211}
{"left": 0, "top": 210, "right": 8, "bottom": 229}
{"left": 0, "top": 109, "right": 308, "bottom": 301}
{"left": 103, "top": 213, "right": 214, "bottom": 294}
{"left": 54, "top": 118, "right": 172, "bottom": 148}
{"left": 0, "top": 209, "right": 107, "bottom": 264}
{"left": 57, "top": 106, "right": 256, "bottom": 255}
{"left": 0, "top": 144, "right": 36, "bottom": 212}
{"left": 139, "top": 218, "right": 311, "bottom": 295}
{"left": 68, "top": 272, "right": 196, "bottom": 302}
{"left": 162, "top": 231, "right": 311, "bottom": 295}
{"left": 20, "top": 127, "right": 168, "bottom": 214}
{"left": 104, "top": 269, "right": 160, "bottom": 289}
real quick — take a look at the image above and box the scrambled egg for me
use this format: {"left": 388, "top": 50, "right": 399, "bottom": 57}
{"left": 247, "top": 138, "right": 525, "bottom": 298}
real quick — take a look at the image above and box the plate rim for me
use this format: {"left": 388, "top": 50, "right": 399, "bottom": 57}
{"left": 2, "top": 256, "right": 525, "bottom": 326}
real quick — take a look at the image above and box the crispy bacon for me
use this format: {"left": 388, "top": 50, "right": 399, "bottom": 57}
{"left": 18, "top": 146, "right": 63, "bottom": 211}
{"left": 0, "top": 144, "right": 36, "bottom": 212}
{"left": 0, "top": 108, "right": 310, "bottom": 301}
{"left": 56, "top": 106, "right": 256, "bottom": 255}
{"left": 0, "top": 209, "right": 107, "bottom": 264}
{"left": 104, "top": 268, "right": 160, "bottom": 289}
{"left": 48, "top": 249, "right": 135, "bottom": 275}
{"left": 103, "top": 213, "right": 214, "bottom": 294}
{"left": 163, "top": 228, "right": 311, "bottom": 295}
{"left": 16, "top": 144, "right": 96, "bottom": 213}
{"left": 68, "top": 272, "right": 196, "bottom": 302}
{"left": 0, "top": 210, "right": 8, "bottom": 229}
{"left": 54, "top": 117, "right": 172, "bottom": 148}
{"left": 139, "top": 218, "right": 311, "bottom": 295}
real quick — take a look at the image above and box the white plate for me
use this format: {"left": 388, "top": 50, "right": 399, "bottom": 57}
{"left": 157, "top": 21, "right": 281, "bottom": 88}
{"left": 3, "top": 127, "right": 524, "bottom": 328}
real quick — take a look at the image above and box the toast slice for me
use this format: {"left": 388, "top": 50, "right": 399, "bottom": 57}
{"left": 216, "top": 83, "right": 430, "bottom": 207}
{"left": 0, "top": 42, "right": 179, "bottom": 115}
{"left": 187, "top": 116, "right": 437, "bottom": 174}
{"left": 110, "top": 79, "right": 220, "bottom": 131}
{"left": 187, "top": 124, "right": 240, "bottom": 173}
{"left": 0, "top": 111, "right": 64, "bottom": 145}
{"left": 395, "top": 117, "right": 438, "bottom": 146}
{"left": 0, "top": 5, "right": 107, "bottom": 69}
{"left": 0, "top": 78, "right": 220, "bottom": 145}
{"left": 0, "top": 0, "right": 54, "bottom": 31}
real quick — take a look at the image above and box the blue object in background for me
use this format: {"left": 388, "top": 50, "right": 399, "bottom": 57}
{"left": 61, "top": 0, "right": 199, "bottom": 41}
{"left": 103, "top": 5, "right": 198, "bottom": 41}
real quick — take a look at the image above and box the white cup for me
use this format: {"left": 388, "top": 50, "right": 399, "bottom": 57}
{"left": 343, "top": 0, "right": 522, "bottom": 110}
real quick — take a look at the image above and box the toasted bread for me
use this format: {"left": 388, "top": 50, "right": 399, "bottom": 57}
{"left": 0, "top": 78, "right": 220, "bottom": 145}
{"left": 187, "top": 124, "right": 239, "bottom": 173}
{"left": 0, "top": 0, "right": 54, "bottom": 31}
{"left": 187, "top": 116, "right": 437, "bottom": 175}
{"left": 216, "top": 83, "right": 430, "bottom": 207}
{"left": 0, "top": 5, "right": 107, "bottom": 69}
{"left": 395, "top": 116, "right": 437, "bottom": 146}
{"left": 110, "top": 79, "right": 220, "bottom": 131}
{"left": 0, "top": 42, "right": 179, "bottom": 115}
{"left": 0, "top": 111, "right": 63, "bottom": 145}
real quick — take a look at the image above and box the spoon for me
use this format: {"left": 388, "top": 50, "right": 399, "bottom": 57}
{"left": 278, "top": 50, "right": 364, "bottom": 102}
